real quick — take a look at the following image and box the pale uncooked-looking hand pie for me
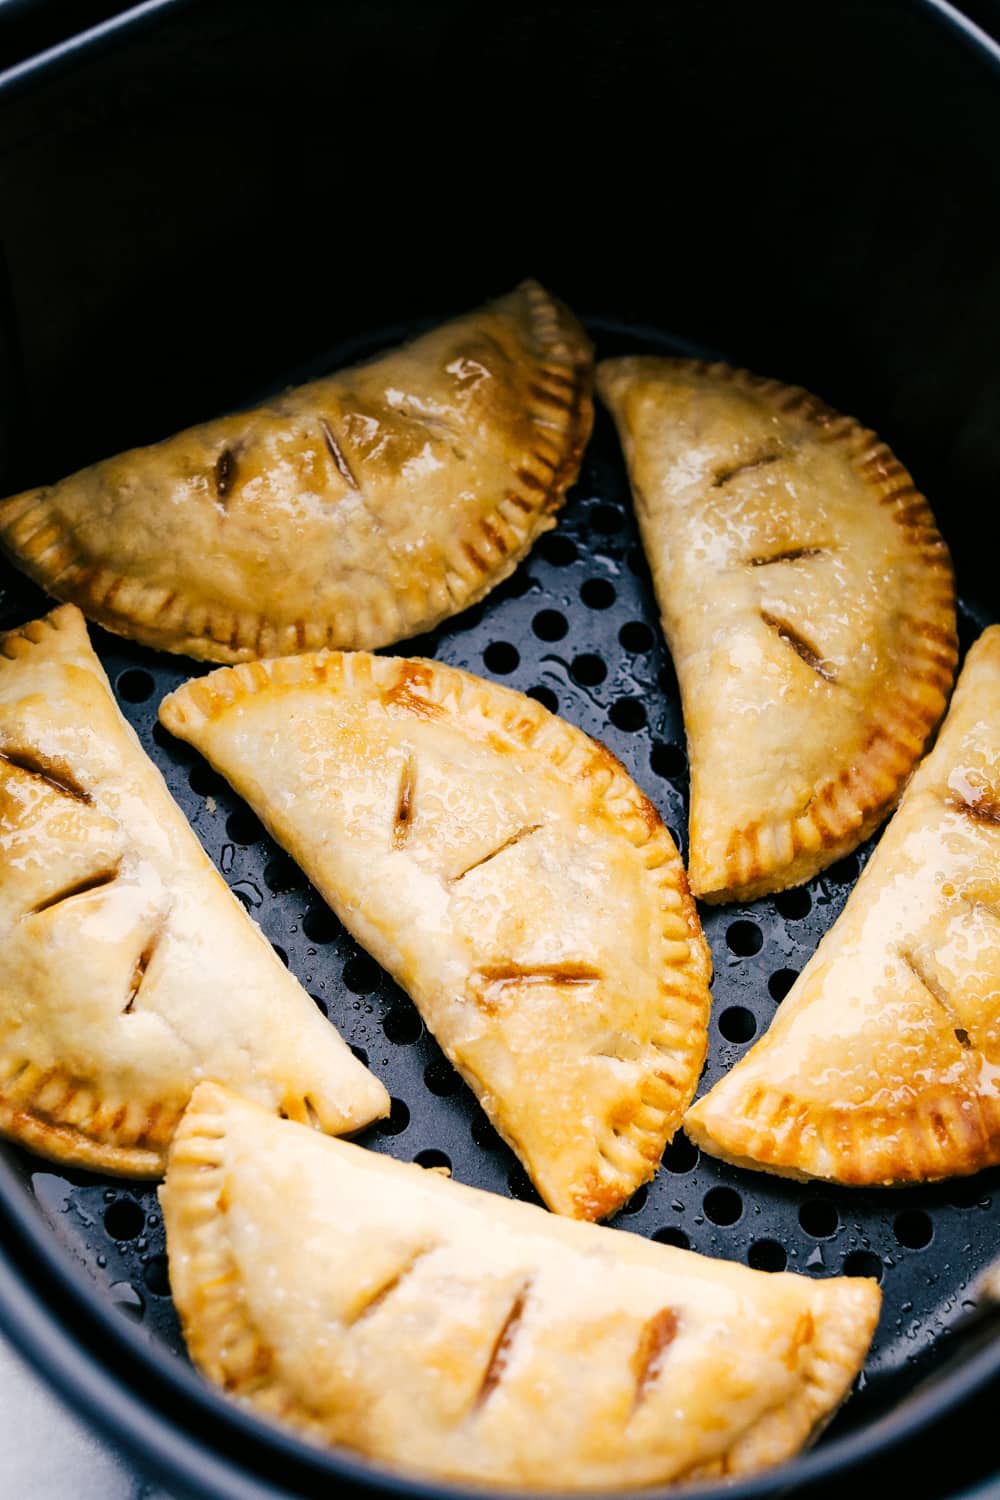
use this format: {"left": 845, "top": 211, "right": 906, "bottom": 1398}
{"left": 159, "top": 653, "right": 711, "bottom": 1220}
{"left": 0, "top": 282, "right": 592, "bottom": 664}
{"left": 597, "top": 357, "right": 957, "bottom": 903}
{"left": 162, "top": 1083, "right": 881, "bottom": 1491}
{"left": 686, "top": 626, "right": 1000, "bottom": 1186}
{"left": 0, "top": 605, "right": 387, "bottom": 1175}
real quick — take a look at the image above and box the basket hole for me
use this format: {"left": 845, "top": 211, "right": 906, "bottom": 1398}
{"left": 151, "top": 721, "right": 179, "bottom": 750}
{"left": 842, "top": 1249, "right": 883, "bottom": 1282}
{"left": 619, "top": 620, "right": 654, "bottom": 653}
{"left": 117, "top": 668, "right": 155, "bottom": 703}
{"left": 703, "top": 1186, "right": 742, "bottom": 1226}
{"left": 377, "top": 1098, "right": 410, "bottom": 1136}
{"left": 226, "top": 807, "right": 265, "bottom": 846}
{"left": 350, "top": 1043, "right": 368, "bottom": 1066}
{"left": 483, "top": 641, "right": 519, "bottom": 675}
{"left": 748, "top": 1238, "right": 787, "bottom": 1272}
{"left": 619, "top": 1184, "right": 648, "bottom": 1216}
{"left": 539, "top": 533, "right": 577, "bottom": 567}
{"left": 382, "top": 1006, "right": 422, "bottom": 1044}
{"left": 424, "top": 1057, "right": 463, "bottom": 1096}
{"left": 775, "top": 887, "right": 812, "bottom": 919}
{"left": 662, "top": 1135, "right": 699, "bottom": 1174}
{"left": 894, "top": 1209, "right": 933, "bottom": 1249}
{"left": 532, "top": 609, "right": 568, "bottom": 641}
{"left": 571, "top": 653, "right": 607, "bottom": 686}
{"left": 590, "top": 502, "right": 625, "bottom": 534}
{"left": 343, "top": 954, "right": 381, "bottom": 994}
{"left": 271, "top": 943, "right": 289, "bottom": 967}
{"left": 610, "top": 697, "right": 647, "bottom": 732}
{"left": 302, "top": 905, "right": 341, "bottom": 944}
{"left": 718, "top": 1006, "right": 756, "bottom": 1043}
{"left": 103, "top": 1199, "right": 145, "bottom": 1241}
{"left": 264, "top": 854, "right": 304, "bottom": 894}
{"left": 471, "top": 1114, "right": 503, "bottom": 1150}
{"left": 826, "top": 853, "right": 859, "bottom": 884}
{"left": 580, "top": 577, "right": 616, "bottom": 610}
{"left": 650, "top": 742, "right": 686, "bottom": 780}
{"left": 949, "top": 1179, "right": 984, "bottom": 1208}
{"left": 188, "top": 762, "right": 224, "bottom": 797}
{"left": 527, "top": 685, "right": 559, "bottom": 713}
{"left": 311, "top": 993, "right": 328, "bottom": 1017}
{"left": 415, "top": 1149, "right": 451, "bottom": 1171}
{"left": 143, "top": 1255, "right": 170, "bottom": 1297}
{"left": 726, "top": 920, "right": 763, "bottom": 957}
{"left": 799, "top": 1199, "right": 839, "bottom": 1238}
{"left": 769, "top": 968, "right": 799, "bottom": 1002}
{"left": 652, "top": 1226, "right": 689, "bottom": 1250}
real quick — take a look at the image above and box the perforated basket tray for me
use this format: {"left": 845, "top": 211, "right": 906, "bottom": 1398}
{"left": 0, "top": 313, "right": 998, "bottom": 1498}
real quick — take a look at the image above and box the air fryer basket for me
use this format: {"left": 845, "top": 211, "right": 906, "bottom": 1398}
{"left": 0, "top": 2, "right": 998, "bottom": 1498}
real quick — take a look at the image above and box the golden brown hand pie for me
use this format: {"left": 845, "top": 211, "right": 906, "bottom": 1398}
{"left": 597, "top": 356, "right": 957, "bottom": 903}
{"left": 0, "top": 282, "right": 592, "bottom": 664}
{"left": 686, "top": 626, "right": 1000, "bottom": 1186}
{"left": 0, "top": 605, "right": 387, "bottom": 1175}
{"left": 159, "top": 652, "right": 711, "bottom": 1220}
{"left": 162, "top": 1083, "right": 880, "bottom": 1491}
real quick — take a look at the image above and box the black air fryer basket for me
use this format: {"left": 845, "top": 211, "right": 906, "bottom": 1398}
{"left": 0, "top": 3, "right": 999, "bottom": 1497}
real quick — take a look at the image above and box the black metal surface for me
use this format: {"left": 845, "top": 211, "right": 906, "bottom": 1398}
{"left": 0, "top": 309, "right": 997, "bottom": 1478}
{"left": 0, "top": 0, "right": 999, "bottom": 1494}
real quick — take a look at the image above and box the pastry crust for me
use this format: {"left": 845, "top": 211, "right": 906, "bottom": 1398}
{"left": 162, "top": 1083, "right": 880, "bottom": 1491}
{"left": 160, "top": 652, "right": 711, "bottom": 1220}
{"left": 597, "top": 356, "right": 957, "bottom": 902}
{"left": 0, "top": 282, "right": 592, "bottom": 663}
{"left": 0, "top": 605, "right": 387, "bottom": 1175}
{"left": 686, "top": 626, "right": 1000, "bottom": 1185}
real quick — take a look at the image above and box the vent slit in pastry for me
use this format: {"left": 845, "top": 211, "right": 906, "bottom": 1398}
{"left": 759, "top": 611, "right": 837, "bottom": 683}
{"left": 631, "top": 1307, "right": 679, "bottom": 1414}
{"left": 0, "top": 604, "right": 387, "bottom": 1175}
{"left": 30, "top": 864, "right": 121, "bottom": 917}
{"left": 123, "top": 927, "right": 164, "bottom": 1015}
{"left": 318, "top": 416, "right": 360, "bottom": 490}
{"left": 348, "top": 1243, "right": 435, "bottom": 1326}
{"left": 214, "top": 448, "right": 238, "bottom": 503}
{"left": 598, "top": 355, "right": 956, "bottom": 901}
{"left": 947, "top": 781, "right": 1000, "bottom": 827}
{"left": 685, "top": 626, "right": 1000, "bottom": 1185}
{"left": 451, "top": 823, "right": 542, "bottom": 882}
{"left": 0, "top": 281, "right": 592, "bottom": 662}
{"left": 0, "top": 746, "right": 92, "bottom": 804}
{"left": 476, "top": 1279, "right": 532, "bottom": 1408}
{"left": 161, "top": 1085, "right": 880, "bottom": 1490}
{"left": 712, "top": 451, "right": 781, "bottom": 487}
{"left": 748, "top": 546, "right": 826, "bottom": 568}
{"left": 392, "top": 754, "right": 417, "bottom": 849}
{"left": 159, "top": 652, "right": 712, "bottom": 1219}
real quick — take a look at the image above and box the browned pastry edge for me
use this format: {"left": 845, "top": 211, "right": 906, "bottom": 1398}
{"left": 160, "top": 650, "right": 712, "bottom": 1221}
{"left": 597, "top": 356, "right": 958, "bottom": 904}
{"left": 0, "top": 281, "right": 594, "bottom": 663}
{"left": 684, "top": 1078, "right": 1000, "bottom": 1187}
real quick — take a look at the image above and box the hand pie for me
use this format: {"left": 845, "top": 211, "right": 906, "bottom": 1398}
{"left": 598, "top": 357, "right": 957, "bottom": 902}
{"left": 0, "top": 605, "right": 387, "bottom": 1175}
{"left": 162, "top": 1083, "right": 880, "bottom": 1491}
{"left": 159, "top": 652, "right": 711, "bottom": 1220}
{"left": 686, "top": 626, "right": 1000, "bottom": 1186}
{"left": 0, "top": 282, "right": 592, "bottom": 664}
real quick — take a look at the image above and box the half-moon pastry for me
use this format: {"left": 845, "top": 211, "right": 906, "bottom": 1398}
{"left": 0, "top": 605, "right": 387, "bottom": 1175}
{"left": 162, "top": 1083, "right": 880, "bottom": 1491}
{"left": 686, "top": 626, "right": 1000, "bottom": 1185}
{"left": 597, "top": 356, "right": 957, "bottom": 903}
{"left": 159, "top": 652, "right": 711, "bottom": 1220}
{"left": 0, "top": 282, "right": 592, "bottom": 663}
